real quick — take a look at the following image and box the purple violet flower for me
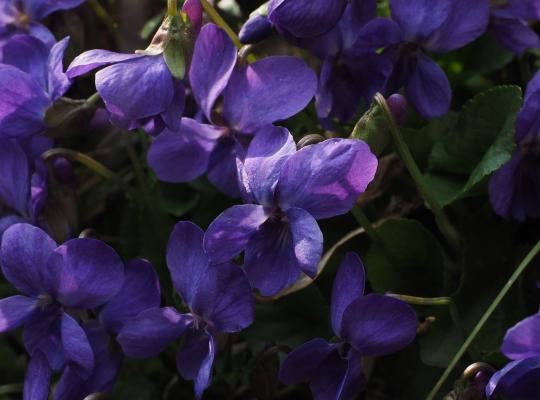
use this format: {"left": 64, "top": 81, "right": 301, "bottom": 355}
{"left": 147, "top": 23, "right": 317, "bottom": 197}
{"left": 0, "top": 0, "right": 84, "bottom": 49}
{"left": 489, "top": 0, "right": 540, "bottom": 54}
{"left": 203, "top": 128, "right": 378, "bottom": 296}
{"left": 489, "top": 71, "right": 540, "bottom": 220}
{"left": 0, "top": 223, "right": 124, "bottom": 398}
{"left": 383, "top": 0, "right": 490, "bottom": 118}
{"left": 0, "top": 34, "right": 71, "bottom": 139}
{"left": 118, "top": 221, "right": 254, "bottom": 399}
{"left": 486, "top": 309, "right": 540, "bottom": 399}
{"left": 279, "top": 252, "right": 418, "bottom": 399}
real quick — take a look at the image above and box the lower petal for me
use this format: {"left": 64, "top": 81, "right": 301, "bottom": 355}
{"left": 61, "top": 312, "right": 94, "bottom": 379}
{"left": 23, "top": 350, "right": 51, "bottom": 400}
{"left": 287, "top": 207, "right": 323, "bottom": 278}
{"left": 279, "top": 338, "right": 335, "bottom": 385}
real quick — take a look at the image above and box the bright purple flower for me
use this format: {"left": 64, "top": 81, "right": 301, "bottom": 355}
{"left": 279, "top": 253, "right": 418, "bottom": 399}
{"left": 203, "top": 128, "right": 378, "bottom": 296}
{"left": 0, "top": 0, "right": 84, "bottom": 49}
{"left": 383, "top": 0, "right": 490, "bottom": 118}
{"left": 0, "top": 34, "right": 71, "bottom": 138}
{"left": 0, "top": 223, "right": 124, "bottom": 398}
{"left": 147, "top": 23, "right": 317, "bottom": 197}
{"left": 486, "top": 310, "right": 540, "bottom": 399}
{"left": 118, "top": 221, "right": 254, "bottom": 399}
{"left": 489, "top": 71, "right": 540, "bottom": 220}
{"left": 489, "top": 0, "right": 540, "bottom": 54}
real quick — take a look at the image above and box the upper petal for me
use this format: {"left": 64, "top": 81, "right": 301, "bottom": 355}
{"left": 501, "top": 311, "right": 540, "bottom": 360}
{"left": 66, "top": 49, "right": 145, "bottom": 79}
{"left": 0, "top": 139, "right": 30, "bottom": 215}
{"left": 99, "top": 259, "right": 161, "bottom": 334}
{"left": 52, "top": 238, "right": 124, "bottom": 309}
{"left": 23, "top": 350, "right": 51, "bottom": 400}
{"left": 286, "top": 207, "right": 323, "bottom": 279}
{"left": 489, "top": 16, "right": 540, "bottom": 55}
{"left": 222, "top": 56, "right": 317, "bottom": 133}
{"left": 60, "top": 312, "right": 94, "bottom": 379}
{"left": 0, "top": 295, "right": 38, "bottom": 332}
{"left": 331, "top": 252, "right": 365, "bottom": 337}
{"left": 189, "top": 23, "right": 237, "bottom": 122}
{"left": 24, "top": 0, "right": 85, "bottom": 20}
{"left": 389, "top": 0, "right": 451, "bottom": 43}
{"left": 204, "top": 204, "right": 268, "bottom": 264}
{"left": 278, "top": 138, "right": 378, "bottom": 219}
{"left": 278, "top": 338, "right": 335, "bottom": 385}
{"left": 340, "top": 294, "right": 417, "bottom": 357}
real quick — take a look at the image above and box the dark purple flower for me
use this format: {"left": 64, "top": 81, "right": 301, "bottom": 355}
{"left": 489, "top": 0, "right": 540, "bottom": 54}
{"left": 486, "top": 310, "right": 540, "bottom": 399}
{"left": 0, "top": 34, "right": 71, "bottom": 139}
{"left": 118, "top": 221, "right": 254, "bottom": 399}
{"left": 0, "top": 0, "right": 84, "bottom": 49}
{"left": 489, "top": 72, "right": 540, "bottom": 220}
{"left": 0, "top": 223, "right": 124, "bottom": 398}
{"left": 383, "top": 0, "right": 490, "bottom": 118}
{"left": 147, "top": 23, "right": 317, "bottom": 197}
{"left": 279, "top": 253, "right": 418, "bottom": 399}
{"left": 203, "top": 128, "right": 378, "bottom": 296}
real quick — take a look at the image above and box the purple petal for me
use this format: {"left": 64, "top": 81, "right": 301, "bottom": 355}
{"left": 61, "top": 312, "right": 94, "bottom": 379}
{"left": 204, "top": 204, "right": 268, "bottom": 264}
{"left": 23, "top": 308, "right": 65, "bottom": 371}
{"left": 99, "top": 259, "right": 161, "bottom": 334}
{"left": 287, "top": 207, "right": 323, "bottom": 278}
{"left": 0, "top": 295, "right": 38, "bottom": 332}
{"left": 268, "top": 0, "right": 347, "bottom": 38}
{"left": 207, "top": 137, "right": 243, "bottom": 197}
{"left": 279, "top": 338, "right": 335, "bottom": 385}
{"left": 189, "top": 23, "right": 237, "bottom": 121}
{"left": 501, "top": 311, "right": 540, "bottom": 360}
{"left": 23, "top": 350, "right": 51, "bottom": 400}
{"left": 176, "top": 329, "right": 216, "bottom": 399}
{"left": 239, "top": 14, "right": 273, "bottom": 44}
{"left": 331, "top": 252, "right": 365, "bottom": 337}
{"left": 0, "top": 139, "right": 30, "bottom": 215}
{"left": 487, "top": 357, "right": 540, "bottom": 399}
{"left": 243, "top": 125, "right": 296, "bottom": 206}
{"left": 2, "top": 34, "right": 49, "bottom": 89}
{"left": 117, "top": 307, "right": 191, "bottom": 358}
{"left": 404, "top": 52, "right": 451, "bottom": 118}
{"left": 66, "top": 49, "right": 144, "bottom": 79}
{"left": 490, "top": 16, "right": 540, "bottom": 55}
{"left": 0, "top": 215, "right": 26, "bottom": 240}
{"left": 24, "top": 0, "right": 86, "bottom": 20}
{"left": 278, "top": 138, "right": 378, "bottom": 219}
{"left": 341, "top": 294, "right": 417, "bottom": 356}
{"left": 222, "top": 56, "right": 317, "bottom": 133}
{"left": 47, "top": 36, "right": 71, "bottom": 101}
{"left": 182, "top": 0, "right": 203, "bottom": 33}
{"left": 148, "top": 118, "right": 222, "bottom": 183}
{"left": 27, "top": 23, "right": 56, "bottom": 49}
{"left": 52, "top": 238, "right": 124, "bottom": 309}
{"left": 160, "top": 80, "right": 185, "bottom": 132}
{"left": 350, "top": 18, "right": 403, "bottom": 53}
{"left": 1, "top": 223, "right": 57, "bottom": 297}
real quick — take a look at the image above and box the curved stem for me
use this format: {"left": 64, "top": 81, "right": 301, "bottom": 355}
{"left": 351, "top": 205, "right": 381, "bottom": 244}
{"left": 86, "top": 92, "right": 101, "bottom": 105}
{"left": 425, "top": 239, "right": 540, "bottom": 400}
{"left": 167, "top": 0, "right": 178, "bottom": 16}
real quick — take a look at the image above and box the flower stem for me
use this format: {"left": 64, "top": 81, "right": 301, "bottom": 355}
{"left": 86, "top": 92, "right": 101, "bottom": 105}
{"left": 425, "top": 239, "right": 540, "bottom": 400}
{"left": 199, "top": 0, "right": 257, "bottom": 63}
{"left": 374, "top": 93, "right": 460, "bottom": 253}
{"left": 167, "top": 0, "right": 178, "bottom": 16}
{"left": 351, "top": 205, "right": 380, "bottom": 244}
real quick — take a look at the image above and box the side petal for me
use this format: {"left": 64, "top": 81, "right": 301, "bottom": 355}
{"left": 286, "top": 207, "right": 323, "bottom": 279}
{"left": 66, "top": 49, "right": 144, "bottom": 78}
{"left": 488, "top": 152, "right": 523, "bottom": 220}
{"left": 389, "top": 0, "right": 451, "bottom": 43}
{"left": 279, "top": 338, "right": 335, "bottom": 384}
{"left": 0, "top": 138, "right": 30, "bottom": 215}
{"left": 176, "top": 329, "right": 216, "bottom": 400}
{"left": 1, "top": 223, "right": 57, "bottom": 297}
{"left": 222, "top": 56, "right": 317, "bottom": 133}
{"left": 117, "top": 307, "right": 191, "bottom": 358}
{"left": 23, "top": 350, "right": 51, "bottom": 400}
{"left": 24, "top": 0, "right": 86, "bottom": 20}
{"left": 501, "top": 311, "right": 540, "bottom": 360}
{"left": 53, "top": 238, "right": 124, "bottom": 309}
{"left": 341, "top": 294, "right": 417, "bottom": 357}
{"left": 487, "top": 357, "right": 540, "bottom": 399}
{"left": 404, "top": 52, "right": 451, "bottom": 118}
{"left": 331, "top": 252, "right": 365, "bottom": 337}
{"left": 204, "top": 204, "right": 268, "bottom": 264}
{"left": 489, "top": 17, "right": 540, "bottom": 55}
{"left": 0, "top": 295, "right": 38, "bottom": 332}
{"left": 47, "top": 36, "right": 71, "bottom": 101}
{"left": 207, "top": 138, "right": 243, "bottom": 197}
{"left": 99, "top": 259, "right": 161, "bottom": 334}
{"left": 61, "top": 312, "right": 94, "bottom": 379}
{"left": 243, "top": 125, "right": 296, "bottom": 206}
{"left": 189, "top": 23, "right": 237, "bottom": 121}
{"left": 147, "top": 118, "right": 222, "bottom": 183}
{"left": 278, "top": 138, "right": 378, "bottom": 219}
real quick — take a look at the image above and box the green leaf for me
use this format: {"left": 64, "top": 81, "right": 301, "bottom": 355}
{"left": 364, "top": 219, "right": 446, "bottom": 297}
{"left": 140, "top": 12, "right": 166, "bottom": 39}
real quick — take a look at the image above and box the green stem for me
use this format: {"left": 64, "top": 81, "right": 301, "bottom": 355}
{"left": 88, "top": 0, "right": 120, "bottom": 42}
{"left": 0, "top": 383, "right": 22, "bottom": 395}
{"left": 200, "top": 0, "right": 257, "bottom": 63}
{"left": 351, "top": 205, "right": 380, "bottom": 244}
{"left": 167, "top": 0, "right": 178, "bottom": 16}
{"left": 374, "top": 93, "right": 459, "bottom": 253}
{"left": 426, "top": 239, "right": 540, "bottom": 400}
{"left": 124, "top": 133, "right": 152, "bottom": 205}
{"left": 86, "top": 92, "right": 101, "bottom": 105}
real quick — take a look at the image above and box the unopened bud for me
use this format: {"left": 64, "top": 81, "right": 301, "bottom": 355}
{"left": 387, "top": 94, "right": 408, "bottom": 127}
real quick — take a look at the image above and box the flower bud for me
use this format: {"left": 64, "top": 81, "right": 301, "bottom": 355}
{"left": 387, "top": 94, "right": 408, "bottom": 127}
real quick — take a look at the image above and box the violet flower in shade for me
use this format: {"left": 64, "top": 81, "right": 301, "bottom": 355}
{"left": 203, "top": 127, "right": 378, "bottom": 296}
{"left": 147, "top": 23, "right": 317, "bottom": 197}
{"left": 118, "top": 221, "right": 254, "bottom": 399}
{"left": 0, "top": 0, "right": 84, "bottom": 49}
{"left": 279, "top": 252, "right": 418, "bottom": 399}
{"left": 489, "top": 0, "right": 540, "bottom": 54}
{"left": 486, "top": 309, "right": 540, "bottom": 399}
{"left": 0, "top": 34, "right": 71, "bottom": 139}
{"left": 0, "top": 223, "right": 124, "bottom": 399}
{"left": 65, "top": 0, "right": 202, "bottom": 136}
{"left": 383, "top": 0, "right": 490, "bottom": 118}
{"left": 489, "top": 71, "right": 540, "bottom": 221}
